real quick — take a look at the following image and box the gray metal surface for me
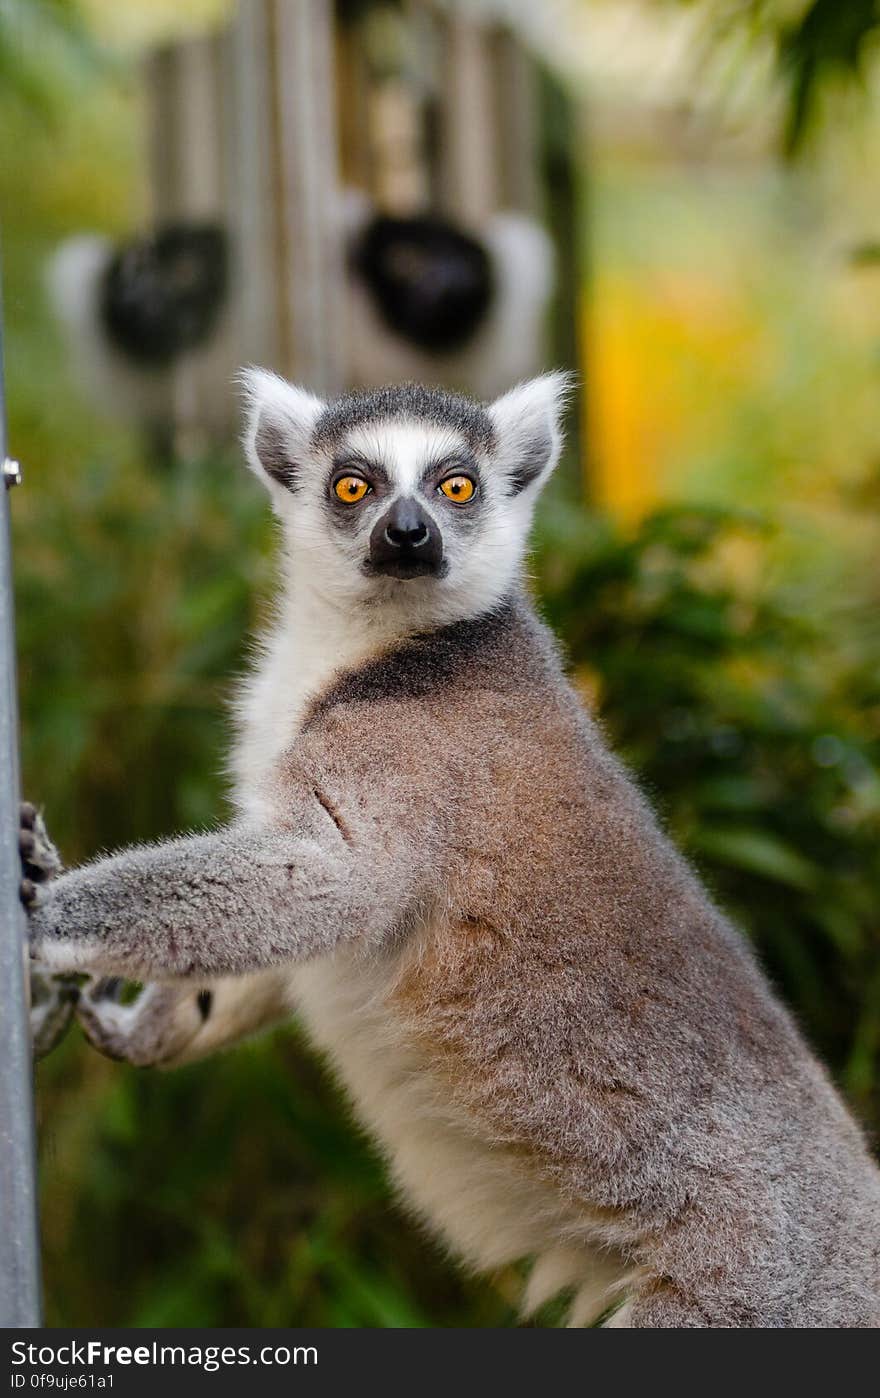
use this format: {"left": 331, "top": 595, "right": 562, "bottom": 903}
{"left": 0, "top": 286, "right": 42, "bottom": 1327}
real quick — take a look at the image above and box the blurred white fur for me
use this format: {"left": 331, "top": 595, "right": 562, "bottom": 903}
{"left": 46, "top": 235, "right": 172, "bottom": 426}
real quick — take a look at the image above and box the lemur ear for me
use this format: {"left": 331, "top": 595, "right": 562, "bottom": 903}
{"left": 239, "top": 367, "right": 325, "bottom": 493}
{"left": 488, "top": 371, "right": 572, "bottom": 496}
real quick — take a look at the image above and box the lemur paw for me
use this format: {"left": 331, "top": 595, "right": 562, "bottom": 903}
{"left": 77, "top": 978, "right": 212, "bottom": 1068}
{"left": 30, "top": 966, "right": 79, "bottom": 1059}
{"left": 19, "top": 802, "right": 76, "bottom": 1057}
{"left": 19, "top": 801, "right": 63, "bottom": 906}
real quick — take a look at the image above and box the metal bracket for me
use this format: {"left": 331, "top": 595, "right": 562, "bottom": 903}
{"left": 3, "top": 457, "right": 22, "bottom": 488}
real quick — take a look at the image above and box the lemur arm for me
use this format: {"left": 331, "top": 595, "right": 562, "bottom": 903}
{"left": 27, "top": 775, "right": 428, "bottom": 984}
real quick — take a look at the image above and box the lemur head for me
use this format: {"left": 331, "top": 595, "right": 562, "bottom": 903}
{"left": 241, "top": 371, "right": 569, "bottom": 623}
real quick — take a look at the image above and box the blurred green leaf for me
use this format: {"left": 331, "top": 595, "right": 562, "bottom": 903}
{"left": 688, "top": 826, "right": 819, "bottom": 890}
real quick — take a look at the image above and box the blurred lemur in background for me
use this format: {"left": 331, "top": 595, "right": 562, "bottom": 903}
{"left": 47, "top": 223, "right": 229, "bottom": 458}
{"left": 46, "top": 202, "right": 552, "bottom": 446}
{"left": 22, "top": 373, "right": 880, "bottom": 1327}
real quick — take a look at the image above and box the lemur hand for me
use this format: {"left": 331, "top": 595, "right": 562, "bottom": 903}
{"left": 19, "top": 800, "right": 63, "bottom": 899}
{"left": 19, "top": 801, "right": 78, "bottom": 1058}
{"left": 76, "top": 977, "right": 211, "bottom": 1068}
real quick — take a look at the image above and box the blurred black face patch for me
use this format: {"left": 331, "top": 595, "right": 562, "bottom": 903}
{"left": 100, "top": 223, "right": 228, "bottom": 368}
{"left": 351, "top": 213, "right": 493, "bottom": 354}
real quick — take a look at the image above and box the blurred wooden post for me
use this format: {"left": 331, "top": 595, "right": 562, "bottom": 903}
{"left": 491, "top": 26, "right": 540, "bottom": 216}
{"left": 228, "top": 0, "right": 346, "bottom": 394}
{"left": 0, "top": 286, "right": 42, "bottom": 1329}
{"left": 404, "top": 0, "right": 444, "bottom": 212}
{"left": 269, "top": 0, "right": 346, "bottom": 393}
{"left": 336, "top": 11, "right": 374, "bottom": 195}
{"left": 437, "top": 12, "right": 499, "bottom": 227}
{"left": 228, "top": 0, "right": 279, "bottom": 370}
{"left": 145, "top": 33, "right": 237, "bottom": 442}
{"left": 146, "top": 38, "right": 228, "bottom": 225}
{"left": 368, "top": 79, "right": 429, "bottom": 215}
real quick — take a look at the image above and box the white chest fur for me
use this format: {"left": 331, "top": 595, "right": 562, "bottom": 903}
{"left": 229, "top": 586, "right": 384, "bottom": 819}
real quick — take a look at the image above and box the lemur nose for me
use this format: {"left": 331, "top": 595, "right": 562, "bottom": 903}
{"left": 384, "top": 499, "right": 429, "bottom": 549}
{"left": 368, "top": 496, "right": 444, "bottom": 578}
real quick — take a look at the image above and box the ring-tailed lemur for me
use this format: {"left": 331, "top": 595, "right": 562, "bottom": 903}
{"left": 22, "top": 372, "right": 880, "bottom": 1327}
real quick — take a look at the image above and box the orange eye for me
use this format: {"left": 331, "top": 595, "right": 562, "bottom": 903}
{"left": 438, "top": 475, "right": 475, "bottom": 503}
{"left": 334, "top": 475, "right": 370, "bottom": 503}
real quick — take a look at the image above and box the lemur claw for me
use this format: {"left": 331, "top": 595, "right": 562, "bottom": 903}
{"left": 19, "top": 799, "right": 75, "bottom": 1057}
{"left": 19, "top": 799, "right": 63, "bottom": 902}
{"left": 30, "top": 968, "right": 80, "bottom": 1059}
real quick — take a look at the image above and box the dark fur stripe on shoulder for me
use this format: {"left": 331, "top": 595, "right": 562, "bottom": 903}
{"left": 302, "top": 597, "right": 556, "bottom": 727}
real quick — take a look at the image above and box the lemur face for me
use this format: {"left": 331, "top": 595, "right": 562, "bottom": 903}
{"left": 242, "top": 374, "right": 569, "bottom": 620}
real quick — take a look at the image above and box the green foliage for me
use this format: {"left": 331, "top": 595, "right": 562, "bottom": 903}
{"left": 37, "top": 1026, "right": 517, "bottom": 1327}
{"left": 536, "top": 500, "right": 880, "bottom": 1119}
{"left": 683, "top": 0, "right": 880, "bottom": 154}
{"left": 778, "top": 0, "right": 880, "bottom": 154}
{"left": 16, "top": 447, "right": 269, "bottom": 859}
{"left": 0, "top": 0, "right": 103, "bottom": 119}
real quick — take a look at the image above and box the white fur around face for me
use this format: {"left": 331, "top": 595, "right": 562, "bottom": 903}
{"left": 47, "top": 236, "right": 171, "bottom": 425}
{"left": 343, "top": 420, "right": 461, "bottom": 497}
{"left": 231, "top": 373, "right": 568, "bottom": 815}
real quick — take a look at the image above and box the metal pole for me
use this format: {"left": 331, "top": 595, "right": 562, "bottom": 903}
{"left": 0, "top": 268, "right": 42, "bottom": 1327}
